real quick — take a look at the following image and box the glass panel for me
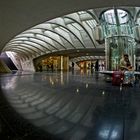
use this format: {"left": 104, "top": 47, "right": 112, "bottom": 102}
{"left": 86, "top": 19, "right": 97, "bottom": 28}
{"left": 59, "top": 27, "right": 69, "bottom": 33}
{"left": 103, "top": 9, "right": 128, "bottom": 24}
{"left": 72, "top": 23, "right": 83, "bottom": 31}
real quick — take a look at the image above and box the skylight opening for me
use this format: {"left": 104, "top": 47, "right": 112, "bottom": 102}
{"left": 102, "top": 9, "right": 129, "bottom": 24}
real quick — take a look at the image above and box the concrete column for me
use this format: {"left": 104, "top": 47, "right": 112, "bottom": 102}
{"left": 63, "top": 56, "right": 69, "bottom": 71}
{"left": 60, "top": 56, "right": 63, "bottom": 70}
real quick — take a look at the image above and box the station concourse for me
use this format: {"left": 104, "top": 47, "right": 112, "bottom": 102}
{"left": 1, "top": 1, "right": 140, "bottom": 140}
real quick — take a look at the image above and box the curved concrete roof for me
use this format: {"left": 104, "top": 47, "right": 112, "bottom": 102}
{"left": 3, "top": 10, "right": 103, "bottom": 59}
{"left": 0, "top": 0, "right": 140, "bottom": 51}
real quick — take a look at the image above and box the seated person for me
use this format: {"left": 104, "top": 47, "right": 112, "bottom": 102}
{"left": 120, "top": 54, "right": 131, "bottom": 70}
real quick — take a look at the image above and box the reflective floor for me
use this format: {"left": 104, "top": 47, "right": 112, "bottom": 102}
{"left": 0, "top": 70, "right": 140, "bottom": 140}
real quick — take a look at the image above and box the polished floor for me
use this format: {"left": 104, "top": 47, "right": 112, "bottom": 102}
{"left": 0, "top": 70, "right": 140, "bottom": 140}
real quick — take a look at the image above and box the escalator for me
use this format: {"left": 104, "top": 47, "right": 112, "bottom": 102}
{"left": 0, "top": 53, "right": 17, "bottom": 71}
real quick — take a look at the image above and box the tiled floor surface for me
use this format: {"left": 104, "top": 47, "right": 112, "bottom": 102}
{"left": 0, "top": 70, "right": 140, "bottom": 140}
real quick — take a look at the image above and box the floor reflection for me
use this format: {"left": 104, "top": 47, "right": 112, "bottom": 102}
{"left": 0, "top": 71, "right": 140, "bottom": 140}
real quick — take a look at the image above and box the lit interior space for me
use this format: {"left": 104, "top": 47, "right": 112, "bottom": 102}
{"left": 0, "top": 1, "right": 140, "bottom": 140}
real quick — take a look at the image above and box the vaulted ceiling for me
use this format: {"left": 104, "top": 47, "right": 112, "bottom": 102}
{"left": 0, "top": 0, "right": 140, "bottom": 60}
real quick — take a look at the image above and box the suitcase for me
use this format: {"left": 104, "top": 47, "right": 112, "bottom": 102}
{"left": 112, "top": 71, "right": 124, "bottom": 86}
{"left": 123, "top": 71, "right": 135, "bottom": 85}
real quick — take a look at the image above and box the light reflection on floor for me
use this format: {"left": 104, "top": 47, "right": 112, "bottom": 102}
{"left": 0, "top": 70, "right": 140, "bottom": 140}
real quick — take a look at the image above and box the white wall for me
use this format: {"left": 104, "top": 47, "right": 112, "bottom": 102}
{"left": 20, "top": 58, "right": 35, "bottom": 71}
{"left": 5, "top": 51, "right": 35, "bottom": 71}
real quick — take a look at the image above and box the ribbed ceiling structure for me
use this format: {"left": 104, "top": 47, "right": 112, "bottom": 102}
{"left": 71, "top": 56, "right": 105, "bottom": 63}
{"left": 3, "top": 10, "right": 104, "bottom": 60}
{"left": 2, "top": 7, "right": 140, "bottom": 63}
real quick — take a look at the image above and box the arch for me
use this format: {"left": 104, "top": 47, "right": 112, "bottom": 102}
{"left": 35, "top": 27, "right": 76, "bottom": 49}
{"left": 63, "top": 16, "right": 97, "bottom": 48}
{"left": 23, "top": 32, "right": 67, "bottom": 49}
{"left": 47, "top": 22, "right": 86, "bottom": 48}
{"left": 5, "top": 44, "right": 40, "bottom": 55}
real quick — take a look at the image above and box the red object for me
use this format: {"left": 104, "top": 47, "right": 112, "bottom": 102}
{"left": 112, "top": 71, "right": 124, "bottom": 86}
